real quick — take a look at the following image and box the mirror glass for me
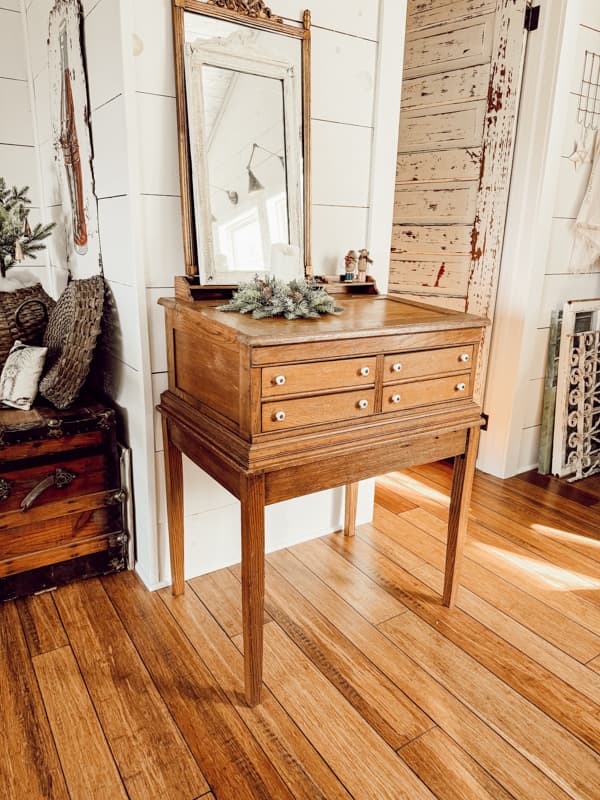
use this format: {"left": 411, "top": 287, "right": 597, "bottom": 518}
{"left": 183, "top": 12, "right": 304, "bottom": 284}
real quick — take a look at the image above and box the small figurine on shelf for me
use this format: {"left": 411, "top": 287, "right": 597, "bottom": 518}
{"left": 357, "top": 249, "right": 373, "bottom": 282}
{"left": 344, "top": 249, "right": 357, "bottom": 281}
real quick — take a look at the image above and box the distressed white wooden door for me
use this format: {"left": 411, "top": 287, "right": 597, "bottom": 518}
{"left": 391, "top": 0, "right": 530, "bottom": 396}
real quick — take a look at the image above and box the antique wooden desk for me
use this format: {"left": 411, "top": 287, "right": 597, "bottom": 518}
{"left": 158, "top": 293, "right": 487, "bottom": 705}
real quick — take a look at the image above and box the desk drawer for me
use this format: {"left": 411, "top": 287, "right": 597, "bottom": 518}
{"left": 262, "top": 357, "right": 376, "bottom": 398}
{"left": 262, "top": 389, "right": 376, "bottom": 432}
{"left": 383, "top": 373, "right": 472, "bottom": 411}
{"left": 383, "top": 346, "right": 474, "bottom": 383}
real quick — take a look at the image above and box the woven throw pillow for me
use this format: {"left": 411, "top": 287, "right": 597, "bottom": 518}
{"left": 39, "top": 275, "right": 105, "bottom": 410}
{"left": 0, "top": 341, "right": 48, "bottom": 410}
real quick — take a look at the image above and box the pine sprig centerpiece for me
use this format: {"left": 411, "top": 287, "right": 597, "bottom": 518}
{"left": 218, "top": 275, "right": 343, "bottom": 320}
{"left": 0, "top": 178, "right": 55, "bottom": 277}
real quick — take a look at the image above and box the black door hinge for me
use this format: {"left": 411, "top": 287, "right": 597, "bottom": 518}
{"left": 525, "top": 5, "right": 540, "bottom": 31}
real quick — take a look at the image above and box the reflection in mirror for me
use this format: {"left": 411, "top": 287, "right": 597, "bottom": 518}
{"left": 183, "top": 12, "right": 304, "bottom": 284}
{"left": 202, "top": 66, "right": 289, "bottom": 274}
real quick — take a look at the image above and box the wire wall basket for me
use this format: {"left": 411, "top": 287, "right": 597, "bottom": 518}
{"left": 578, "top": 50, "right": 600, "bottom": 130}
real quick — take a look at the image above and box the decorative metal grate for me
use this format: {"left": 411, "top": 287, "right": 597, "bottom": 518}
{"left": 552, "top": 300, "right": 600, "bottom": 480}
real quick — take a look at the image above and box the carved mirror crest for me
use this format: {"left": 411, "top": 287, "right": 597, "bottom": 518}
{"left": 172, "top": 0, "right": 311, "bottom": 285}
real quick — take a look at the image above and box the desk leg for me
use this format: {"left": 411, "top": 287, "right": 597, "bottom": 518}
{"left": 161, "top": 417, "right": 185, "bottom": 596}
{"left": 240, "top": 474, "right": 265, "bottom": 707}
{"left": 344, "top": 482, "right": 358, "bottom": 537}
{"left": 443, "top": 424, "right": 481, "bottom": 608}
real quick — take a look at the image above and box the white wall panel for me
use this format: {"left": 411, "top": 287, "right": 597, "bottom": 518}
{"left": 0, "top": 8, "right": 27, "bottom": 79}
{"left": 84, "top": 0, "right": 124, "bottom": 110}
{"left": 132, "top": 0, "right": 175, "bottom": 96}
{"left": 311, "top": 27, "right": 376, "bottom": 126}
{"left": 151, "top": 371, "right": 167, "bottom": 451}
{"left": 312, "top": 204, "right": 369, "bottom": 274}
{"left": 136, "top": 93, "right": 180, "bottom": 196}
{"left": 25, "top": 0, "right": 53, "bottom": 79}
{"left": 271, "top": 0, "right": 379, "bottom": 40}
{"left": 0, "top": 78, "right": 33, "bottom": 145}
{"left": 312, "top": 120, "right": 372, "bottom": 206}
{"left": 0, "top": 142, "right": 37, "bottom": 191}
{"left": 33, "top": 67, "right": 51, "bottom": 144}
{"left": 90, "top": 95, "right": 129, "bottom": 198}
{"left": 147, "top": 287, "right": 168, "bottom": 372}
{"left": 105, "top": 279, "right": 143, "bottom": 369}
{"left": 545, "top": 217, "right": 576, "bottom": 274}
{"left": 98, "top": 196, "right": 134, "bottom": 286}
{"left": 142, "top": 195, "right": 184, "bottom": 287}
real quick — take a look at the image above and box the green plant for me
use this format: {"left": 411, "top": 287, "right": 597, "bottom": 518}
{"left": 0, "top": 178, "right": 55, "bottom": 277}
{"left": 218, "top": 274, "right": 343, "bottom": 320}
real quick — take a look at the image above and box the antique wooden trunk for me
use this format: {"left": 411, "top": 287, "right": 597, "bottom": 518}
{"left": 0, "top": 402, "right": 129, "bottom": 601}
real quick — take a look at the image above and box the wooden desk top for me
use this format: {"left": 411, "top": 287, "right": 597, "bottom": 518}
{"left": 159, "top": 295, "right": 489, "bottom": 347}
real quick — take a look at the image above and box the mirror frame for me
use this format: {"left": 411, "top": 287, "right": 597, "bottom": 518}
{"left": 172, "top": 0, "right": 312, "bottom": 282}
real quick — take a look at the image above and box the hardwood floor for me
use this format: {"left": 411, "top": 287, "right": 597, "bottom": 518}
{"left": 1, "top": 462, "right": 599, "bottom": 800}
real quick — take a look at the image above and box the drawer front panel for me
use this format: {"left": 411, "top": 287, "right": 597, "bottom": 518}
{"left": 383, "top": 345, "right": 474, "bottom": 383}
{"left": 261, "top": 357, "right": 377, "bottom": 398}
{"left": 262, "top": 389, "right": 376, "bottom": 432}
{"left": 382, "top": 373, "right": 472, "bottom": 411}
{"left": 0, "top": 505, "right": 121, "bottom": 564}
{"left": 0, "top": 454, "right": 110, "bottom": 514}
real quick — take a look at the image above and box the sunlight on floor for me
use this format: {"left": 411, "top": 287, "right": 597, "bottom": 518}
{"left": 473, "top": 540, "right": 600, "bottom": 590}
{"left": 383, "top": 473, "right": 450, "bottom": 506}
{"left": 531, "top": 523, "right": 600, "bottom": 551}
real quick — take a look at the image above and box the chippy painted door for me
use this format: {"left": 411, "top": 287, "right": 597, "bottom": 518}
{"left": 391, "top": 0, "right": 531, "bottom": 396}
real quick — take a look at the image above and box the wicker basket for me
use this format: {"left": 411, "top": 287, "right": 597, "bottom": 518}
{"left": 0, "top": 284, "right": 55, "bottom": 371}
{"left": 39, "top": 275, "right": 105, "bottom": 410}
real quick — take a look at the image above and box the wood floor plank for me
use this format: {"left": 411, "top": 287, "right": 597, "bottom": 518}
{"left": 190, "top": 568, "right": 271, "bottom": 637}
{"left": 223, "top": 560, "right": 433, "bottom": 749}
{"left": 0, "top": 602, "right": 69, "bottom": 800}
{"left": 54, "top": 578, "right": 208, "bottom": 800}
{"left": 290, "top": 537, "right": 409, "bottom": 623}
{"left": 589, "top": 655, "right": 600, "bottom": 674}
{"left": 414, "top": 561, "right": 600, "bottom": 705}
{"left": 16, "top": 592, "right": 68, "bottom": 657}
{"left": 381, "top": 610, "right": 600, "bottom": 800}
{"left": 233, "top": 620, "right": 436, "bottom": 800}
{"left": 32, "top": 645, "right": 128, "bottom": 800}
{"left": 160, "top": 580, "right": 354, "bottom": 800}
{"left": 375, "top": 502, "right": 600, "bottom": 665}
{"left": 516, "top": 469, "right": 600, "bottom": 507}
{"left": 399, "top": 726, "right": 514, "bottom": 800}
{"left": 407, "top": 464, "right": 600, "bottom": 564}
{"left": 102, "top": 570, "right": 294, "bottom": 800}
{"left": 418, "top": 466, "right": 600, "bottom": 582}
{"left": 269, "top": 547, "right": 573, "bottom": 800}
{"left": 375, "top": 481, "right": 418, "bottom": 514}
{"left": 402, "top": 504, "right": 600, "bottom": 649}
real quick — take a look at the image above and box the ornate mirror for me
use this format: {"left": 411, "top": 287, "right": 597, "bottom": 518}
{"left": 172, "top": 0, "right": 311, "bottom": 286}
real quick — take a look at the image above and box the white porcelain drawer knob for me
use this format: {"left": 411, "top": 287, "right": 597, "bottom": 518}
{"left": 459, "top": 353, "right": 470, "bottom": 363}
{"left": 391, "top": 394, "right": 401, "bottom": 404}
{"left": 273, "top": 411, "right": 286, "bottom": 422}
{"left": 274, "top": 375, "right": 286, "bottom": 386}
{"left": 392, "top": 362, "right": 403, "bottom": 373}
{"left": 455, "top": 383, "right": 466, "bottom": 392}
{"left": 360, "top": 366, "right": 370, "bottom": 377}
{"left": 357, "top": 399, "right": 369, "bottom": 410}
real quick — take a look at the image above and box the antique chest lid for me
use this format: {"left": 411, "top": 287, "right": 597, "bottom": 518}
{"left": 0, "top": 402, "right": 115, "bottom": 446}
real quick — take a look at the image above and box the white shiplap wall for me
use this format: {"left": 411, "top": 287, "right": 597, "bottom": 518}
{"left": 0, "top": 1, "right": 49, "bottom": 288}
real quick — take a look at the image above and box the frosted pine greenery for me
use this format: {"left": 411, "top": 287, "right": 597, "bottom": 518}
{"left": 0, "top": 178, "right": 55, "bottom": 277}
{"left": 218, "top": 275, "right": 343, "bottom": 320}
